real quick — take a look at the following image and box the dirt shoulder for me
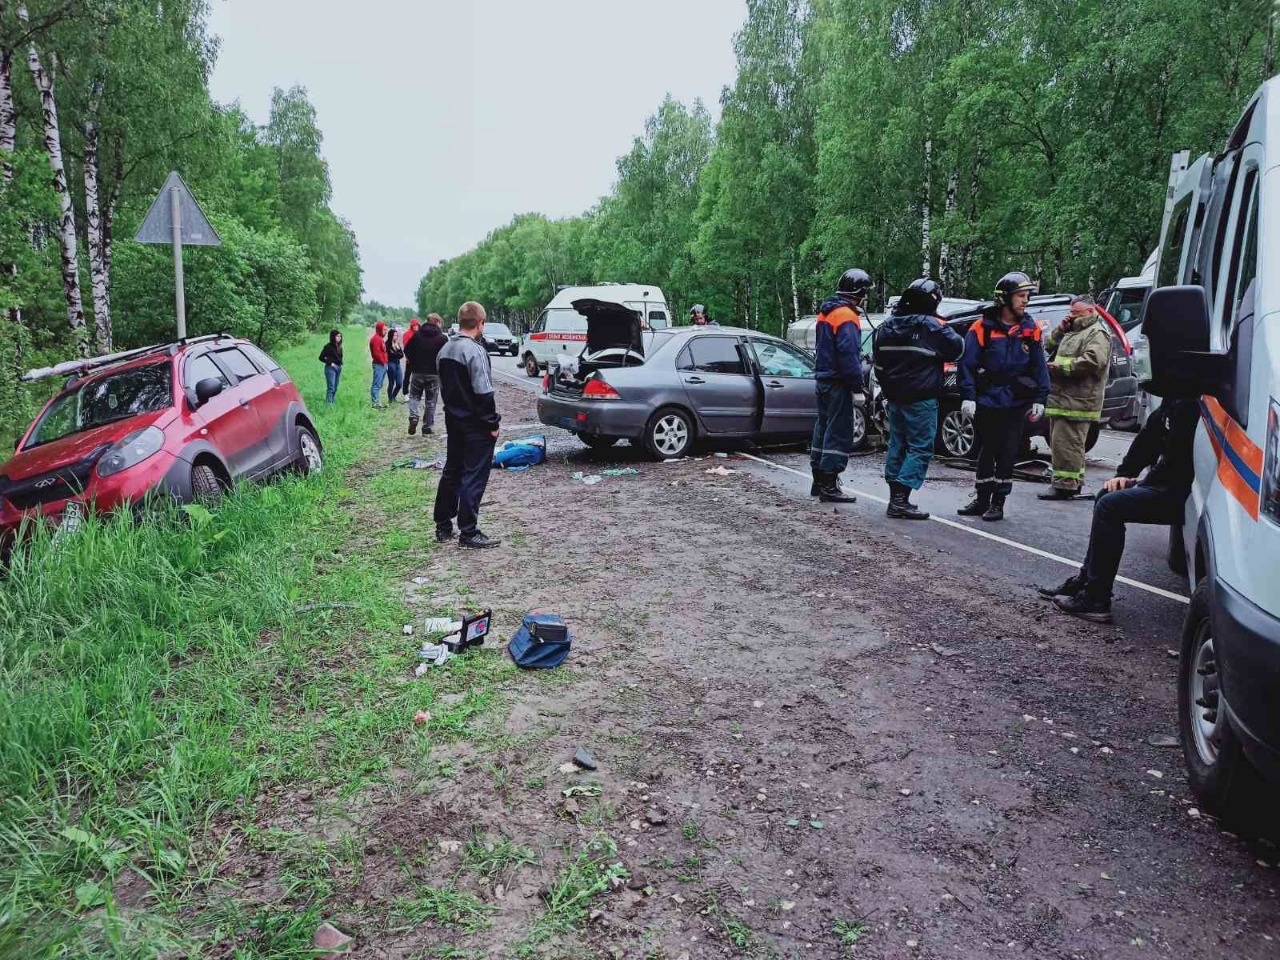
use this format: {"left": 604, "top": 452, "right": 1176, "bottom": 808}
{"left": 289, "top": 384, "right": 1280, "bottom": 959}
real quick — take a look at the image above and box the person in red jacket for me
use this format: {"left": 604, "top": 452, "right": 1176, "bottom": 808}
{"left": 369, "top": 321, "right": 389, "bottom": 408}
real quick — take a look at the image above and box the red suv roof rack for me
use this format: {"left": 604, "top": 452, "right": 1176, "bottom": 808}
{"left": 21, "top": 333, "right": 230, "bottom": 384}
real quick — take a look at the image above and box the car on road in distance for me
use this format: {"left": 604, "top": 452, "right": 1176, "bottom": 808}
{"left": 0, "top": 334, "right": 323, "bottom": 552}
{"left": 521, "top": 283, "right": 670, "bottom": 378}
{"left": 483, "top": 322, "right": 519, "bottom": 357}
{"left": 932, "top": 295, "right": 1135, "bottom": 459}
{"left": 538, "top": 299, "right": 853, "bottom": 458}
{"left": 1141, "top": 80, "right": 1280, "bottom": 820}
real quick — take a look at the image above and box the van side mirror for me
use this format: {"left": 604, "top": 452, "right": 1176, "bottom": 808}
{"left": 1140, "top": 285, "right": 1228, "bottom": 398}
{"left": 194, "top": 377, "right": 224, "bottom": 407}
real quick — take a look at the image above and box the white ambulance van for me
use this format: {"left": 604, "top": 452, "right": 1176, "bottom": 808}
{"left": 520, "top": 284, "right": 670, "bottom": 377}
{"left": 1142, "top": 78, "right": 1280, "bottom": 820}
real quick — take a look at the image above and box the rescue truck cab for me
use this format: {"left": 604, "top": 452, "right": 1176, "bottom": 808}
{"left": 1143, "top": 78, "right": 1280, "bottom": 819}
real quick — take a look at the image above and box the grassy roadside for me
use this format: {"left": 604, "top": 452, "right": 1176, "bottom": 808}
{"left": 0, "top": 331, "right": 517, "bottom": 957}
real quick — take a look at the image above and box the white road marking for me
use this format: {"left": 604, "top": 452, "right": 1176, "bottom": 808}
{"left": 737, "top": 452, "right": 1189, "bottom": 606}
{"left": 493, "top": 367, "right": 538, "bottom": 391}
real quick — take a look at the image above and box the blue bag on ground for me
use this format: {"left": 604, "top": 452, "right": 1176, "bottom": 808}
{"left": 508, "top": 612, "right": 572, "bottom": 669}
{"left": 493, "top": 435, "right": 546, "bottom": 470}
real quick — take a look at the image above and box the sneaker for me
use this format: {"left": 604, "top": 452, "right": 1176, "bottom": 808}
{"left": 1053, "top": 592, "right": 1114, "bottom": 624}
{"left": 408, "top": 417, "right": 419, "bottom": 436}
{"left": 435, "top": 526, "right": 455, "bottom": 543}
{"left": 1037, "top": 574, "right": 1085, "bottom": 599}
{"left": 459, "top": 531, "right": 500, "bottom": 549}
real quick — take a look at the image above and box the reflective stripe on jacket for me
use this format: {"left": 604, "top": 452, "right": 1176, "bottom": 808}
{"left": 872, "top": 313, "right": 965, "bottom": 402}
{"left": 1046, "top": 312, "right": 1112, "bottom": 419}
{"left": 957, "top": 310, "right": 1050, "bottom": 409}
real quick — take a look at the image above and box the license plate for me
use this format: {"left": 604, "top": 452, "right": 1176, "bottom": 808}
{"left": 555, "top": 415, "right": 579, "bottom": 430}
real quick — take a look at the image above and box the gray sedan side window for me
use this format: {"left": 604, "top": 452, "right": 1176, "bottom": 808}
{"left": 681, "top": 336, "right": 746, "bottom": 375}
{"left": 751, "top": 338, "right": 814, "bottom": 378}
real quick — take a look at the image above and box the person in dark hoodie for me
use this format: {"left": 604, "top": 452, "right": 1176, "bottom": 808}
{"left": 873, "top": 278, "right": 965, "bottom": 519}
{"left": 1038, "top": 398, "right": 1200, "bottom": 623}
{"left": 385, "top": 327, "right": 405, "bottom": 403}
{"left": 810, "top": 268, "right": 871, "bottom": 503}
{"left": 955, "top": 271, "right": 1050, "bottom": 521}
{"left": 319, "top": 329, "right": 343, "bottom": 405}
{"left": 405, "top": 313, "right": 448, "bottom": 435}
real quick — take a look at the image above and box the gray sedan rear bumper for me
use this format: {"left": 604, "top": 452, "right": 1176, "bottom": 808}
{"left": 537, "top": 393, "right": 652, "bottom": 440}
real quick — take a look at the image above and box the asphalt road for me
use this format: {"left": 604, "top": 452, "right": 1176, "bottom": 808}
{"left": 489, "top": 352, "right": 1190, "bottom": 650}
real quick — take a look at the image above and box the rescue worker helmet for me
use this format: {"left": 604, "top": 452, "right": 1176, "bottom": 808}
{"left": 894, "top": 277, "right": 944, "bottom": 316}
{"left": 689, "top": 303, "right": 706, "bottom": 317}
{"left": 993, "top": 271, "right": 1038, "bottom": 305}
{"left": 837, "top": 268, "right": 873, "bottom": 299}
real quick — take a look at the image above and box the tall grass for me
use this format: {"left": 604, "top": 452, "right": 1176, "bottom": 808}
{"left": 0, "top": 330, "right": 403, "bottom": 956}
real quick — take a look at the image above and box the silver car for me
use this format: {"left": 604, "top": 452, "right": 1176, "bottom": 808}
{"left": 537, "top": 299, "right": 855, "bottom": 459}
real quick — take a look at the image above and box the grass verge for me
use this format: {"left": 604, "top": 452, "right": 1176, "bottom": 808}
{"left": 0, "top": 330, "right": 515, "bottom": 958}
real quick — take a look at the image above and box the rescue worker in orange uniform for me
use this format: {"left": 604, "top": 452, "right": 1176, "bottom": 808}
{"left": 810, "top": 268, "right": 871, "bottom": 503}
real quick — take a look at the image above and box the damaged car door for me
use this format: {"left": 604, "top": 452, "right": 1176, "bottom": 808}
{"left": 749, "top": 337, "right": 817, "bottom": 440}
{"left": 676, "top": 335, "right": 758, "bottom": 435}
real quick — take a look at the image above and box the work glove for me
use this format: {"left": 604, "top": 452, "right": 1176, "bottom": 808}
{"left": 960, "top": 400, "right": 976, "bottom": 419}
{"left": 1029, "top": 403, "right": 1045, "bottom": 421}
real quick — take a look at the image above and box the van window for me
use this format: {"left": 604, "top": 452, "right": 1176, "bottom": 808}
{"left": 1222, "top": 169, "right": 1259, "bottom": 341}
{"left": 649, "top": 310, "right": 669, "bottom": 329}
{"left": 1158, "top": 196, "right": 1192, "bottom": 289}
{"left": 543, "top": 308, "right": 588, "bottom": 334}
{"left": 678, "top": 336, "right": 746, "bottom": 375}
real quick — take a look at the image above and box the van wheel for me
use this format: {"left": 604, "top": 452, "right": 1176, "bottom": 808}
{"left": 524, "top": 353, "right": 540, "bottom": 378}
{"left": 191, "top": 463, "right": 222, "bottom": 504}
{"left": 1178, "top": 580, "right": 1265, "bottom": 826}
{"left": 294, "top": 425, "right": 323, "bottom": 476}
{"left": 644, "top": 407, "right": 693, "bottom": 460}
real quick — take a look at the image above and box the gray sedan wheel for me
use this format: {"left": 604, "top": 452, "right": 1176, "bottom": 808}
{"left": 938, "top": 406, "right": 975, "bottom": 459}
{"left": 851, "top": 405, "right": 867, "bottom": 452}
{"left": 644, "top": 407, "right": 693, "bottom": 460}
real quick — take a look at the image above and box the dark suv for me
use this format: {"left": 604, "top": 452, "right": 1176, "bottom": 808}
{"left": 934, "top": 295, "right": 1135, "bottom": 459}
{"left": 0, "top": 334, "right": 322, "bottom": 550}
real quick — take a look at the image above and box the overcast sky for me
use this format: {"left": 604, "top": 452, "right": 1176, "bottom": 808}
{"left": 206, "top": 0, "right": 747, "bottom": 308}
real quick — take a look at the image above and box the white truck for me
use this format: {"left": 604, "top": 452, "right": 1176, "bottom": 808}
{"left": 1142, "top": 78, "right": 1280, "bottom": 821}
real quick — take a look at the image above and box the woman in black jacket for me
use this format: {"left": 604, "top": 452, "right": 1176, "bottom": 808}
{"left": 386, "top": 327, "right": 405, "bottom": 403}
{"left": 319, "top": 329, "right": 343, "bottom": 405}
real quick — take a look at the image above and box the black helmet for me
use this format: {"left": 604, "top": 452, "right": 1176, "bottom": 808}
{"left": 837, "top": 268, "right": 873, "bottom": 299}
{"left": 895, "top": 277, "right": 944, "bottom": 316}
{"left": 993, "top": 271, "right": 1038, "bottom": 305}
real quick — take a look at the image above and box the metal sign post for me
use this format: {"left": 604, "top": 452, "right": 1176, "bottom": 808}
{"left": 135, "top": 171, "right": 221, "bottom": 340}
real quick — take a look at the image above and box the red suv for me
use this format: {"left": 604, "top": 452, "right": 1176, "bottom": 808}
{"left": 0, "top": 334, "right": 322, "bottom": 548}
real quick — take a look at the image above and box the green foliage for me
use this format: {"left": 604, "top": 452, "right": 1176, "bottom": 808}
{"left": 418, "top": 0, "right": 1271, "bottom": 331}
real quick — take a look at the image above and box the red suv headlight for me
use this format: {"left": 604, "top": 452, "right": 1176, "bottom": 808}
{"left": 97, "top": 426, "right": 165, "bottom": 478}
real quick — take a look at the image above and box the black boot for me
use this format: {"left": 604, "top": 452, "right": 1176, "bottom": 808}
{"left": 1037, "top": 573, "right": 1085, "bottom": 599}
{"left": 817, "top": 471, "right": 857, "bottom": 504}
{"left": 408, "top": 416, "right": 419, "bottom": 436}
{"left": 809, "top": 466, "right": 821, "bottom": 497}
{"left": 1037, "top": 486, "right": 1076, "bottom": 501}
{"left": 957, "top": 490, "right": 990, "bottom": 516}
{"left": 886, "top": 482, "right": 929, "bottom": 520}
{"left": 982, "top": 493, "right": 1006, "bottom": 522}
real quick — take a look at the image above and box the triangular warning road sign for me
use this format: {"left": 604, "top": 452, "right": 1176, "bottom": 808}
{"left": 134, "top": 171, "right": 222, "bottom": 246}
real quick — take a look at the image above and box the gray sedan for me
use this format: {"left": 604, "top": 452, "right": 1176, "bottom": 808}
{"left": 536, "top": 299, "right": 851, "bottom": 459}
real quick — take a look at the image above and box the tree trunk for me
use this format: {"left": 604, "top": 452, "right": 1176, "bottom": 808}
{"left": 938, "top": 167, "right": 958, "bottom": 288}
{"left": 1266, "top": 11, "right": 1276, "bottom": 81}
{"left": 20, "top": 11, "right": 86, "bottom": 340}
{"left": 84, "top": 76, "right": 110, "bottom": 351}
{"left": 790, "top": 254, "right": 800, "bottom": 326}
{"left": 1, "top": 47, "right": 21, "bottom": 330}
{"left": 920, "top": 136, "right": 932, "bottom": 277}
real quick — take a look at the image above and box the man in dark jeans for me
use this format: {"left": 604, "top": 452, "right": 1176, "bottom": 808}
{"left": 405, "top": 313, "right": 447, "bottom": 435}
{"left": 1039, "top": 398, "right": 1200, "bottom": 622}
{"left": 433, "top": 301, "right": 501, "bottom": 549}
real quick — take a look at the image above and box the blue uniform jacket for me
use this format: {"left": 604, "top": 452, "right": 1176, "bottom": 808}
{"left": 957, "top": 310, "right": 1050, "bottom": 409}
{"left": 813, "top": 296, "right": 864, "bottom": 393}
